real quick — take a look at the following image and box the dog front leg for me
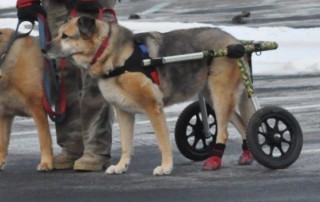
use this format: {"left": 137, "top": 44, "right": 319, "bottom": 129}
{"left": 0, "top": 115, "right": 13, "bottom": 170}
{"left": 29, "top": 105, "right": 53, "bottom": 171}
{"left": 106, "top": 107, "right": 135, "bottom": 174}
{"left": 146, "top": 106, "right": 173, "bottom": 175}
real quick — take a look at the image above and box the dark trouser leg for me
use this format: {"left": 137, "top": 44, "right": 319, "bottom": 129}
{"left": 42, "top": 0, "right": 115, "bottom": 170}
{"left": 80, "top": 69, "right": 113, "bottom": 156}
{"left": 42, "top": 1, "right": 84, "bottom": 156}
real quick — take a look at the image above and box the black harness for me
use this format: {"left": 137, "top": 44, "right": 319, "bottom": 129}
{"left": 101, "top": 42, "right": 159, "bottom": 84}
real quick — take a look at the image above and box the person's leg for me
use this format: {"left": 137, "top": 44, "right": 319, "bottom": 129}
{"left": 42, "top": 0, "right": 84, "bottom": 169}
{"left": 72, "top": 69, "right": 114, "bottom": 171}
{"left": 42, "top": 0, "right": 116, "bottom": 171}
{"left": 53, "top": 60, "right": 84, "bottom": 169}
{"left": 72, "top": 0, "right": 116, "bottom": 171}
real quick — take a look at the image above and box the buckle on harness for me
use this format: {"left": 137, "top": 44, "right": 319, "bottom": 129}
{"left": 139, "top": 44, "right": 160, "bottom": 85}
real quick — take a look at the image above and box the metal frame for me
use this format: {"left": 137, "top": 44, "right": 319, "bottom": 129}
{"left": 142, "top": 40, "right": 278, "bottom": 135}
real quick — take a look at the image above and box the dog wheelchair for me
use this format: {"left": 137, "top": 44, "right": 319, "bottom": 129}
{"left": 143, "top": 40, "right": 303, "bottom": 169}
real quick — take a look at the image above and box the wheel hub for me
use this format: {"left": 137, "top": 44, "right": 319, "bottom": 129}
{"left": 273, "top": 133, "right": 281, "bottom": 143}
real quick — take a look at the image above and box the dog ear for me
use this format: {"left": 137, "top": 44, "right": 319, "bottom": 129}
{"left": 77, "top": 16, "right": 96, "bottom": 39}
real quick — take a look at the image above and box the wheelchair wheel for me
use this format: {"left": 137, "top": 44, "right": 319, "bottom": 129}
{"left": 175, "top": 101, "right": 217, "bottom": 161}
{"left": 247, "top": 106, "right": 303, "bottom": 169}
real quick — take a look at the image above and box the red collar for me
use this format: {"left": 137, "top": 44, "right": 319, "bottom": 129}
{"left": 90, "top": 36, "right": 109, "bottom": 65}
{"left": 90, "top": 21, "right": 113, "bottom": 65}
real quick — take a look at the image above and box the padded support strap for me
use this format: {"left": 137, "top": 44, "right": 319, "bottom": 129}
{"left": 227, "top": 44, "right": 245, "bottom": 58}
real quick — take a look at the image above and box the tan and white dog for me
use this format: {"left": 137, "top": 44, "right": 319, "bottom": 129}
{"left": 0, "top": 28, "right": 53, "bottom": 171}
{"left": 44, "top": 16, "right": 255, "bottom": 175}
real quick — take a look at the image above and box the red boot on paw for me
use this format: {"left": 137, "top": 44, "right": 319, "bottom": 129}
{"left": 238, "top": 150, "right": 254, "bottom": 165}
{"left": 202, "top": 156, "right": 221, "bottom": 170}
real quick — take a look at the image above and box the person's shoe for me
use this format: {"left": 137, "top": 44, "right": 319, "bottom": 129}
{"left": 238, "top": 150, "right": 254, "bottom": 165}
{"left": 53, "top": 151, "right": 80, "bottom": 170}
{"left": 202, "top": 156, "right": 222, "bottom": 171}
{"left": 73, "top": 152, "right": 111, "bottom": 171}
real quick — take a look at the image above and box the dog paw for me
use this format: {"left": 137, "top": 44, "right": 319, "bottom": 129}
{"left": 37, "top": 162, "right": 53, "bottom": 172}
{"left": 202, "top": 156, "right": 221, "bottom": 171}
{"left": 238, "top": 150, "right": 254, "bottom": 165}
{"left": 153, "top": 165, "right": 173, "bottom": 176}
{"left": 105, "top": 164, "right": 128, "bottom": 175}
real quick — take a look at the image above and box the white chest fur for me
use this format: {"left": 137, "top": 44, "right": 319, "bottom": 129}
{"left": 98, "top": 78, "right": 144, "bottom": 114}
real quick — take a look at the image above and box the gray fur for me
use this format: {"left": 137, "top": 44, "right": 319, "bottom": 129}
{"left": 135, "top": 27, "right": 238, "bottom": 106}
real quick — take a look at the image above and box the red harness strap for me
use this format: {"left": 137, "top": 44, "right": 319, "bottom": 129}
{"left": 139, "top": 44, "right": 160, "bottom": 86}
{"left": 38, "top": 13, "right": 67, "bottom": 122}
{"left": 72, "top": 8, "right": 116, "bottom": 66}
{"left": 16, "top": 0, "right": 39, "bottom": 7}
{"left": 90, "top": 36, "right": 109, "bottom": 65}
{"left": 150, "top": 71, "right": 160, "bottom": 86}
{"left": 42, "top": 59, "right": 67, "bottom": 118}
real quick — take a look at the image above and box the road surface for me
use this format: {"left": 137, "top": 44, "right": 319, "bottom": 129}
{"left": 0, "top": 0, "right": 320, "bottom": 201}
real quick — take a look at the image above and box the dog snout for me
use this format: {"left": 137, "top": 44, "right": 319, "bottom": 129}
{"left": 41, "top": 43, "right": 60, "bottom": 59}
{"left": 41, "top": 43, "right": 51, "bottom": 54}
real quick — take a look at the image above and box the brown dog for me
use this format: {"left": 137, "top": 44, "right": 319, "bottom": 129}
{"left": 0, "top": 29, "right": 53, "bottom": 171}
{"left": 44, "top": 16, "right": 255, "bottom": 175}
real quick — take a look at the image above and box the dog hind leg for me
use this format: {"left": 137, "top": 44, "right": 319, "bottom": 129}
{"left": 203, "top": 59, "right": 241, "bottom": 170}
{"left": 106, "top": 107, "right": 135, "bottom": 174}
{"left": 211, "top": 63, "right": 241, "bottom": 144}
{"left": 0, "top": 115, "right": 14, "bottom": 170}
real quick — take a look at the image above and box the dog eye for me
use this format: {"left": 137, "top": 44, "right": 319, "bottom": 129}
{"left": 61, "top": 33, "right": 69, "bottom": 39}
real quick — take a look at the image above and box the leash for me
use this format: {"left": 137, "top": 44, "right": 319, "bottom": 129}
{"left": 38, "top": 14, "right": 66, "bottom": 122}
{"left": 89, "top": 8, "right": 117, "bottom": 65}
{"left": 0, "top": 20, "right": 34, "bottom": 78}
{"left": 40, "top": 7, "right": 118, "bottom": 122}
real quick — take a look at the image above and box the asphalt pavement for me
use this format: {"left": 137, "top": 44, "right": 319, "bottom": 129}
{"left": 1, "top": 1, "right": 320, "bottom": 202}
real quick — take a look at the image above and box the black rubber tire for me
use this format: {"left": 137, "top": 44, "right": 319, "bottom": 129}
{"left": 247, "top": 106, "right": 303, "bottom": 169}
{"left": 175, "top": 101, "right": 217, "bottom": 161}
